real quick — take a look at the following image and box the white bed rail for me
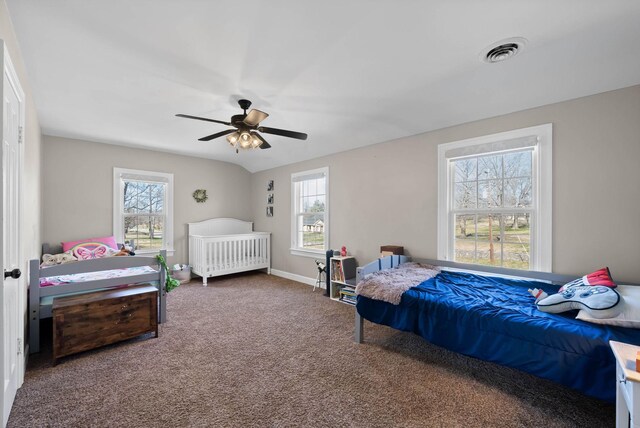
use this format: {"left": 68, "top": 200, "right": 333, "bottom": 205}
{"left": 189, "top": 232, "right": 271, "bottom": 285}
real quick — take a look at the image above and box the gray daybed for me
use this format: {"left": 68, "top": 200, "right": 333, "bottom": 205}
{"left": 29, "top": 248, "right": 167, "bottom": 354}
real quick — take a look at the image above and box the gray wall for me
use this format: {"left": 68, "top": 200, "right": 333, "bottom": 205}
{"left": 250, "top": 85, "right": 640, "bottom": 283}
{"left": 42, "top": 136, "right": 252, "bottom": 264}
{"left": 40, "top": 86, "right": 640, "bottom": 283}
{"left": 1, "top": 0, "right": 42, "bottom": 263}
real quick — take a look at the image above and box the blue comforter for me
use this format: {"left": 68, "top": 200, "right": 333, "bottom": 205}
{"left": 356, "top": 270, "right": 640, "bottom": 402}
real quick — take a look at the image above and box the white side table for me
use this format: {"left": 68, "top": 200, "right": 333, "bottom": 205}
{"left": 610, "top": 340, "right": 640, "bottom": 428}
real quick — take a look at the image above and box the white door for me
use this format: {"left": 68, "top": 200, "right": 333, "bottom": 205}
{"left": 1, "top": 43, "right": 24, "bottom": 428}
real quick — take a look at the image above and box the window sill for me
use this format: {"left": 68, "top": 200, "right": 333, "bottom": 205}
{"left": 135, "top": 249, "right": 175, "bottom": 257}
{"left": 290, "top": 248, "right": 326, "bottom": 259}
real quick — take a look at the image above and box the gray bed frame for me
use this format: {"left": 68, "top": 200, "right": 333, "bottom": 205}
{"left": 29, "top": 250, "right": 167, "bottom": 354}
{"left": 354, "top": 256, "right": 579, "bottom": 343}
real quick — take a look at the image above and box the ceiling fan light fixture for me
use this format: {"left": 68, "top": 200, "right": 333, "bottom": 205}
{"left": 250, "top": 132, "right": 262, "bottom": 148}
{"left": 226, "top": 131, "right": 240, "bottom": 145}
{"left": 239, "top": 131, "right": 253, "bottom": 149}
{"left": 227, "top": 130, "right": 261, "bottom": 150}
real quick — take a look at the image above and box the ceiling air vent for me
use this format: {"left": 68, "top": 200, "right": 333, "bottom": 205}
{"left": 481, "top": 37, "right": 527, "bottom": 63}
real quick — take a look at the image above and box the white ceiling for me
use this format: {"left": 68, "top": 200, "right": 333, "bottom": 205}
{"left": 7, "top": 0, "right": 640, "bottom": 172}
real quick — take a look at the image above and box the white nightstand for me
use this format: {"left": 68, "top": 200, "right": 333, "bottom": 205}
{"left": 610, "top": 340, "right": 640, "bottom": 428}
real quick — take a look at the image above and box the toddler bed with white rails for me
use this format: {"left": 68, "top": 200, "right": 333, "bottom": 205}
{"left": 188, "top": 218, "right": 271, "bottom": 285}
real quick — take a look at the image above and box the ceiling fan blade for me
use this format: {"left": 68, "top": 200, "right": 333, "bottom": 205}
{"left": 243, "top": 109, "right": 269, "bottom": 126}
{"left": 258, "top": 126, "right": 308, "bottom": 140}
{"left": 255, "top": 133, "right": 271, "bottom": 149}
{"left": 198, "top": 129, "right": 236, "bottom": 141}
{"left": 176, "top": 114, "right": 231, "bottom": 126}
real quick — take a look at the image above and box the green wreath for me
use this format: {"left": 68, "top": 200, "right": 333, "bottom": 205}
{"left": 192, "top": 189, "right": 208, "bottom": 203}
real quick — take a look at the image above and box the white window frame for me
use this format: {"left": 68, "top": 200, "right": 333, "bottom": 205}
{"left": 437, "top": 124, "right": 552, "bottom": 272}
{"left": 113, "top": 167, "right": 174, "bottom": 256}
{"left": 290, "top": 167, "right": 329, "bottom": 258}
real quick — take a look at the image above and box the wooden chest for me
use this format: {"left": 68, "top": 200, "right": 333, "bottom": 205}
{"left": 52, "top": 285, "right": 158, "bottom": 363}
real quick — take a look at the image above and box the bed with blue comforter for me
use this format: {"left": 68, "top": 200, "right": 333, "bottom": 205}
{"left": 356, "top": 269, "right": 640, "bottom": 402}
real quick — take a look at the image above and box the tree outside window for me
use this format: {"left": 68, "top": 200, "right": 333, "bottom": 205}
{"left": 122, "top": 180, "right": 166, "bottom": 251}
{"left": 114, "top": 168, "right": 174, "bottom": 254}
{"left": 452, "top": 150, "right": 533, "bottom": 269}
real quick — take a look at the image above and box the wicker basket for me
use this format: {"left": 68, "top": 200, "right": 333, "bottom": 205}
{"left": 171, "top": 265, "right": 191, "bottom": 284}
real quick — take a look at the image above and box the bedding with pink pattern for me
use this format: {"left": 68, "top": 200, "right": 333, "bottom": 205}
{"left": 62, "top": 236, "right": 118, "bottom": 260}
{"left": 40, "top": 266, "right": 157, "bottom": 287}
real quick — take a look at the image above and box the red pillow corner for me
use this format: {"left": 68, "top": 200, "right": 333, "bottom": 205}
{"left": 559, "top": 267, "right": 616, "bottom": 292}
{"left": 584, "top": 267, "right": 616, "bottom": 287}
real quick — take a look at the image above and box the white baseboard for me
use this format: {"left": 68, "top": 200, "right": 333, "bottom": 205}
{"left": 271, "top": 269, "right": 326, "bottom": 289}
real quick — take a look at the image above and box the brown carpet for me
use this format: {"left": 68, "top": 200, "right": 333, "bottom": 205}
{"left": 9, "top": 272, "right": 614, "bottom": 427}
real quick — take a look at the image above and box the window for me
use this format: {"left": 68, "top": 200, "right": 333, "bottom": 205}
{"left": 113, "top": 168, "right": 174, "bottom": 255}
{"left": 437, "top": 124, "right": 552, "bottom": 271}
{"left": 291, "top": 167, "right": 329, "bottom": 257}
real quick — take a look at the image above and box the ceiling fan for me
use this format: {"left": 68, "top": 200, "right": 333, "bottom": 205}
{"left": 176, "top": 99, "right": 308, "bottom": 153}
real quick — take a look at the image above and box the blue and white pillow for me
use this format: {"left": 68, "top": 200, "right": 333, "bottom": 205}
{"left": 537, "top": 285, "right": 623, "bottom": 319}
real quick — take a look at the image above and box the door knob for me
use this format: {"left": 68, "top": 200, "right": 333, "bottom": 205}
{"left": 4, "top": 268, "right": 21, "bottom": 279}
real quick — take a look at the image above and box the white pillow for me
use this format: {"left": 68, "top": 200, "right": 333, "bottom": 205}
{"left": 576, "top": 285, "right": 640, "bottom": 328}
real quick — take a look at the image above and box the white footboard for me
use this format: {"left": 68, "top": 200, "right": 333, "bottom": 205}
{"left": 189, "top": 232, "right": 271, "bottom": 285}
